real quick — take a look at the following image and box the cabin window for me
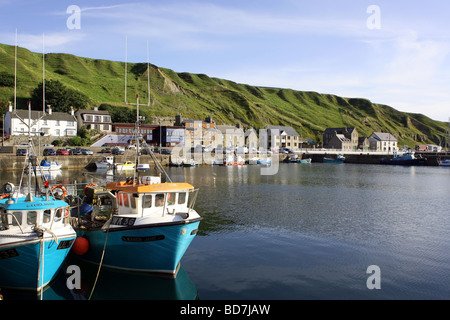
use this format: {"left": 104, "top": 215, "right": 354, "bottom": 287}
{"left": 117, "top": 193, "right": 123, "bottom": 206}
{"left": 130, "top": 195, "right": 136, "bottom": 209}
{"left": 11, "top": 212, "right": 22, "bottom": 226}
{"left": 123, "top": 194, "right": 129, "bottom": 207}
{"left": 43, "top": 210, "right": 51, "bottom": 223}
{"left": 143, "top": 195, "right": 152, "bottom": 208}
{"left": 155, "top": 194, "right": 164, "bottom": 207}
{"left": 27, "top": 211, "right": 37, "bottom": 226}
{"left": 178, "top": 192, "right": 186, "bottom": 205}
{"left": 167, "top": 193, "right": 176, "bottom": 206}
{"left": 55, "top": 208, "right": 62, "bottom": 222}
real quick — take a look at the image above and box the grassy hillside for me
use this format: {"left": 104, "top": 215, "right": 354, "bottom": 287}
{"left": 0, "top": 43, "right": 448, "bottom": 147}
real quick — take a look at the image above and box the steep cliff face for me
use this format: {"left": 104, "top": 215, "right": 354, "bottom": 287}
{"left": 0, "top": 43, "right": 447, "bottom": 146}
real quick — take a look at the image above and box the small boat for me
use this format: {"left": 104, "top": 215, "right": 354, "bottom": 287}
{"left": 323, "top": 154, "right": 345, "bottom": 163}
{"left": 283, "top": 154, "right": 299, "bottom": 163}
{"left": 39, "top": 159, "right": 62, "bottom": 171}
{"left": 380, "top": 152, "right": 426, "bottom": 166}
{"left": 257, "top": 158, "right": 272, "bottom": 166}
{"left": 182, "top": 159, "right": 199, "bottom": 167}
{"left": 137, "top": 163, "right": 150, "bottom": 172}
{"left": 95, "top": 156, "right": 114, "bottom": 169}
{"left": 299, "top": 158, "right": 312, "bottom": 164}
{"left": 438, "top": 159, "right": 450, "bottom": 166}
{"left": 223, "top": 155, "right": 234, "bottom": 166}
{"left": 233, "top": 156, "right": 245, "bottom": 166}
{"left": 114, "top": 161, "right": 136, "bottom": 171}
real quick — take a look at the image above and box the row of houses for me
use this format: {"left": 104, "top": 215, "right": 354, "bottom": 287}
{"left": 322, "top": 127, "right": 398, "bottom": 152}
{"left": 2, "top": 103, "right": 399, "bottom": 152}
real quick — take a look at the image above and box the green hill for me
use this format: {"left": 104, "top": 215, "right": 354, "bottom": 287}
{"left": 0, "top": 43, "right": 448, "bottom": 147}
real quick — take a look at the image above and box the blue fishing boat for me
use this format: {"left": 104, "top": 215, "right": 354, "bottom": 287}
{"left": 438, "top": 159, "right": 450, "bottom": 166}
{"left": 74, "top": 178, "right": 201, "bottom": 275}
{"left": 323, "top": 154, "right": 345, "bottom": 163}
{"left": 380, "top": 152, "right": 426, "bottom": 166}
{"left": 0, "top": 111, "right": 75, "bottom": 292}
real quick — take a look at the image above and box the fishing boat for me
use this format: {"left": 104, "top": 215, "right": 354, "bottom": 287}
{"left": 380, "top": 152, "right": 426, "bottom": 166}
{"left": 299, "top": 158, "right": 312, "bottom": 164}
{"left": 114, "top": 161, "right": 136, "bottom": 171}
{"left": 34, "top": 159, "right": 62, "bottom": 171}
{"left": 438, "top": 158, "right": 450, "bottom": 166}
{"left": 136, "top": 163, "right": 150, "bottom": 171}
{"left": 182, "top": 159, "right": 199, "bottom": 167}
{"left": 0, "top": 109, "right": 75, "bottom": 292}
{"left": 70, "top": 48, "right": 202, "bottom": 276}
{"left": 233, "top": 155, "right": 245, "bottom": 166}
{"left": 323, "top": 154, "right": 345, "bottom": 163}
{"left": 95, "top": 156, "right": 113, "bottom": 169}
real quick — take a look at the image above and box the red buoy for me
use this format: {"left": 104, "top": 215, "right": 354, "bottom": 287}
{"left": 72, "top": 237, "right": 89, "bottom": 255}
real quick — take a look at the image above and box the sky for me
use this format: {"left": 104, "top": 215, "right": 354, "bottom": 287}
{"left": 0, "top": 0, "right": 449, "bottom": 122}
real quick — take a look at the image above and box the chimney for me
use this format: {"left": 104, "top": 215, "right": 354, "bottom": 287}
{"left": 94, "top": 106, "right": 98, "bottom": 111}
{"left": 47, "top": 105, "right": 52, "bottom": 115}
{"left": 8, "top": 101, "right": 12, "bottom": 112}
{"left": 70, "top": 106, "right": 74, "bottom": 116}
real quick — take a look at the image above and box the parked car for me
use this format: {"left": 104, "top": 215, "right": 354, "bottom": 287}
{"left": 56, "top": 148, "right": 69, "bottom": 155}
{"left": 279, "top": 148, "right": 294, "bottom": 154}
{"left": 112, "top": 147, "right": 124, "bottom": 155}
{"left": 43, "top": 148, "right": 56, "bottom": 156}
{"left": 69, "top": 148, "right": 82, "bottom": 155}
{"left": 81, "top": 148, "right": 93, "bottom": 155}
{"left": 41, "top": 144, "right": 54, "bottom": 147}
{"left": 99, "top": 148, "right": 111, "bottom": 153}
{"left": 16, "top": 148, "right": 27, "bottom": 156}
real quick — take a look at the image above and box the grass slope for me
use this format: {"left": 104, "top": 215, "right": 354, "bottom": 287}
{"left": 0, "top": 43, "right": 447, "bottom": 146}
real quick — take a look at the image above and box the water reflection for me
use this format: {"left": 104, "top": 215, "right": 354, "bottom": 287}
{"left": 1, "top": 259, "right": 198, "bottom": 300}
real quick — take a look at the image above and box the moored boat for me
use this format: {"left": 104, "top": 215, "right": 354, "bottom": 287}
{"left": 438, "top": 158, "right": 450, "bottom": 166}
{"left": 323, "top": 154, "right": 345, "bottom": 163}
{"left": 380, "top": 152, "right": 426, "bottom": 166}
{"left": 114, "top": 161, "right": 136, "bottom": 171}
{"left": 95, "top": 156, "right": 114, "bottom": 169}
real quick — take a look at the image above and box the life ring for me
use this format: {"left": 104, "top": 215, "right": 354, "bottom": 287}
{"left": 51, "top": 185, "right": 67, "bottom": 198}
{"left": 0, "top": 194, "right": 9, "bottom": 199}
{"left": 84, "top": 183, "right": 97, "bottom": 195}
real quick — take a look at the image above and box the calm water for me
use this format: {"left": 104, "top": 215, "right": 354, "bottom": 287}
{"left": 1, "top": 163, "right": 449, "bottom": 300}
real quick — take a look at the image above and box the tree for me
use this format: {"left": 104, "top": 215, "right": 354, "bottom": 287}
{"left": 31, "top": 80, "right": 90, "bottom": 112}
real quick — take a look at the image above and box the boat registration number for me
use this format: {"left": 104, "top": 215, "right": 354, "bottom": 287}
{"left": 111, "top": 216, "right": 136, "bottom": 226}
{"left": 0, "top": 248, "right": 19, "bottom": 260}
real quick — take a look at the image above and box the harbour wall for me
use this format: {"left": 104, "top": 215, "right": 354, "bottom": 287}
{"left": 0, "top": 150, "right": 444, "bottom": 172}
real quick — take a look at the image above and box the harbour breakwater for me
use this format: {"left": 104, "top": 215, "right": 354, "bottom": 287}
{"left": 0, "top": 151, "right": 444, "bottom": 172}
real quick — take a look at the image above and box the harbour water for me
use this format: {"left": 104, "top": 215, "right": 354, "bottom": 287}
{"left": 0, "top": 163, "right": 449, "bottom": 300}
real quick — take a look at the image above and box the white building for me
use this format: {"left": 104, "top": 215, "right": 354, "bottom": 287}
{"left": 4, "top": 104, "right": 77, "bottom": 137}
{"left": 368, "top": 132, "right": 398, "bottom": 152}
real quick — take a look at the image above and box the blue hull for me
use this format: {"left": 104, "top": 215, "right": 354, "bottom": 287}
{"left": 0, "top": 237, "right": 75, "bottom": 291}
{"left": 76, "top": 221, "right": 200, "bottom": 274}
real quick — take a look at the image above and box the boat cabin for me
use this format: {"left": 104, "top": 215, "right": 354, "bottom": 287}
{"left": 105, "top": 178, "right": 198, "bottom": 218}
{"left": 0, "top": 197, "right": 70, "bottom": 233}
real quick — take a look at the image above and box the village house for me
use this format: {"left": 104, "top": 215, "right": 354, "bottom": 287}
{"left": 4, "top": 103, "right": 77, "bottom": 137}
{"left": 322, "top": 127, "right": 359, "bottom": 150}
{"left": 368, "top": 132, "right": 398, "bottom": 152}
{"left": 263, "top": 125, "right": 300, "bottom": 150}
{"left": 216, "top": 125, "right": 245, "bottom": 149}
{"left": 75, "top": 107, "right": 113, "bottom": 133}
{"left": 245, "top": 128, "right": 258, "bottom": 151}
{"left": 175, "top": 114, "right": 215, "bottom": 148}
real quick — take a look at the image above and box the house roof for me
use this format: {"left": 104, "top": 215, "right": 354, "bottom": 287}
{"left": 370, "top": 132, "right": 397, "bottom": 142}
{"left": 76, "top": 109, "right": 111, "bottom": 115}
{"left": 11, "top": 110, "right": 76, "bottom": 122}
{"left": 323, "top": 127, "right": 357, "bottom": 135}
{"left": 334, "top": 134, "right": 351, "bottom": 142}
{"left": 264, "top": 125, "right": 299, "bottom": 136}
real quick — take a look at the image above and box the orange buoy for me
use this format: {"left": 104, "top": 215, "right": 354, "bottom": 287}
{"left": 72, "top": 237, "right": 89, "bottom": 255}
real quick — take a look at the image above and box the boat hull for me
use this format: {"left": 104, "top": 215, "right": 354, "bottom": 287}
{"left": 323, "top": 158, "right": 345, "bottom": 163}
{"left": 76, "top": 220, "right": 201, "bottom": 275}
{"left": 0, "top": 236, "right": 75, "bottom": 291}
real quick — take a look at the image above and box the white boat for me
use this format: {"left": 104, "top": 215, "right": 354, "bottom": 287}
{"left": 115, "top": 161, "right": 136, "bottom": 171}
{"left": 137, "top": 163, "right": 150, "bottom": 171}
{"left": 95, "top": 156, "right": 113, "bottom": 169}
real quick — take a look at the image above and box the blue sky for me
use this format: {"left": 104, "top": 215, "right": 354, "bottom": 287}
{"left": 1, "top": 0, "right": 449, "bottom": 122}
